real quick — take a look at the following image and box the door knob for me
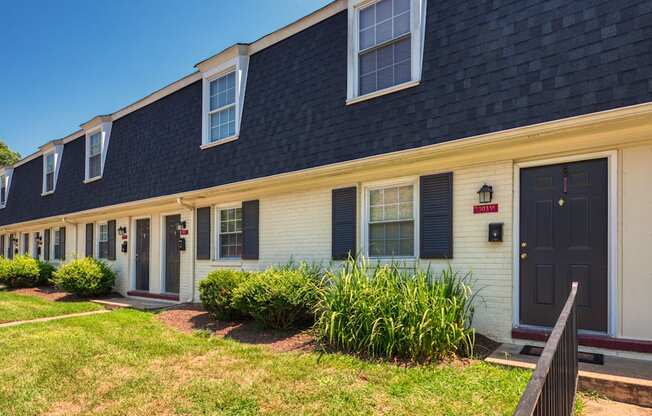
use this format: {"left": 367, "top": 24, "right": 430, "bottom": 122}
{"left": 521, "top": 242, "right": 527, "bottom": 248}
{"left": 520, "top": 253, "right": 528, "bottom": 260}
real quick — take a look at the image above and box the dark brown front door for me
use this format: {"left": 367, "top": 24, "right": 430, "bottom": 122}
{"left": 135, "top": 219, "right": 150, "bottom": 291}
{"left": 520, "top": 159, "right": 608, "bottom": 332}
{"left": 165, "top": 215, "right": 181, "bottom": 294}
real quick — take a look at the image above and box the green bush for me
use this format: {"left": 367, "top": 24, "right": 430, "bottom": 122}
{"left": 0, "top": 255, "right": 41, "bottom": 288}
{"left": 53, "top": 258, "right": 115, "bottom": 297}
{"left": 314, "top": 258, "right": 476, "bottom": 361}
{"left": 199, "top": 270, "right": 250, "bottom": 320}
{"left": 231, "top": 267, "right": 321, "bottom": 330}
{"left": 37, "top": 260, "right": 56, "bottom": 286}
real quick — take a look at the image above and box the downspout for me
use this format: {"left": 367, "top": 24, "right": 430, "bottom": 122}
{"left": 176, "top": 198, "right": 196, "bottom": 303}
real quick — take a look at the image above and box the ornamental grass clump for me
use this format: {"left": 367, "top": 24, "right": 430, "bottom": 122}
{"left": 315, "top": 258, "right": 476, "bottom": 361}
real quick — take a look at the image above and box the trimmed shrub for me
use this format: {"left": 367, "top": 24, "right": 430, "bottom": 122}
{"left": 231, "top": 267, "right": 321, "bottom": 330}
{"left": 314, "top": 258, "right": 476, "bottom": 361}
{"left": 53, "top": 258, "right": 115, "bottom": 297}
{"left": 199, "top": 270, "right": 250, "bottom": 320}
{"left": 37, "top": 261, "right": 56, "bottom": 286}
{"left": 0, "top": 255, "right": 41, "bottom": 288}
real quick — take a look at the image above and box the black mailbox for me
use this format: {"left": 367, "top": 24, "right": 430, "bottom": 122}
{"left": 178, "top": 238, "right": 186, "bottom": 251}
{"left": 489, "top": 223, "right": 503, "bottom": 242}
{"left": 121, "top": 241, "right": 128, "bottom": 253}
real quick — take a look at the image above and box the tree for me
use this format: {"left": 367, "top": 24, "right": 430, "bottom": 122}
{"left": 0, "top": 140, "right": 21, "bottom": 168}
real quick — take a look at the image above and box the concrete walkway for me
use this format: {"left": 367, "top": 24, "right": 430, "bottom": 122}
{"left": 91, "top": 296, "right": 179, "bottom": 311}
{"left": 0, "top": 309, "right": 111, "bottom": 328}
{"left": 487, "top": 343, "right": 652, "bottom": 408}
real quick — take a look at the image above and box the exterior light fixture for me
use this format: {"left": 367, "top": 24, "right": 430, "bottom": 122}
{"left": 478, "top": 184, "right": 493, "bottom": 204}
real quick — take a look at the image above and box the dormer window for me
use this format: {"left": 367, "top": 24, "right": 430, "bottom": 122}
{"left": 82, "top": 116, "right": 112, "bottom": 183}
{"left": 0, "top": 168, "right": 12, "bottom": 208}
{"left": 198, "top": 44, "right": 250, "bottom": 149}
{"left": 347, "top": 0, "right": 427, "bottom": 104}
{"left": 41, "top": 141, "right": 64, "bottom": 196}
{"left": 44, "top": 153, "right": 56, "bottom": 193}
{"left": 208, "top": 71, "right": 236, "bottom": 142}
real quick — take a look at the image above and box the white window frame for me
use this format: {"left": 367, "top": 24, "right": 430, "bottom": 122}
{"left": 200, "top": 54, "right": 250, "bottom": 149}
{"left": 361, "top": 177, "right": 419, "bottom": 259}
{"left": 83, "top": 121, "right": 112, "bottom": 183}
{"left": 53, "top": 228, "right": 62, "bottom": 261}
{"left": 41, "top": 143, "right": 64, "bottom": 196}
{"left": 215, "top": 203, "right": 243, "bottom": 260}
{"left": 97, "top": 222, "right": 109, "bottom": 259}
{"left": 347, "top": 0, "right": 427, "bottom": 105}
{"left": 0, "top": 168, "right": 12, "bottom": 208}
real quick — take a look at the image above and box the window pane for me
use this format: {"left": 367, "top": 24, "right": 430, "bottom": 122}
{"left": 399, "top": 186, "right": 413, "bottom": 202}
{"left": 89, "top": 155, "right": 101, "bottom": 178}
{"left": 360, "top": 51, "right": 377, "bottom": 76}
{"left": 376, "top": 19, "right": 393, "bottom": 44}
{"left": 360, "top": 6, "right": 375, "bottom": 29}
{"left": 360, "top": 73, "right": 376, "bottom": 96}
{"left": 394, "top": 12, "right": 410, "bottom": 37}
{"left": 367, "top": 185, "right": 414, "bottom": 257}
{"left": 370, "top": 189, "right": 383, "bottom": 205}
{"left": 399, "top": 203, "right": 413, "bottom": 220}
{"left": 46, "top": 173, "right": 54, "bottom": 192}
{"left": 46, "top": 154, "right": 55, "bottom": 173}
{"left": 90, "top": 133, "right": 102, "bottom": 156}
{"left": 384, "top": 204, "right": 398, "bottom": 220}
{"left": 219, "top": 208, "right": 243, "bottom": 258}
{"left": 384, "top": 187, "right": 398, "bottom": 204}
{"left": 376, "top": 0, "right": 392, "bottom": 21}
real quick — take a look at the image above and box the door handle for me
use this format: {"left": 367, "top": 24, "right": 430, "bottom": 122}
{"left": 520, "top": 253, "right": 528, "bottom": 260}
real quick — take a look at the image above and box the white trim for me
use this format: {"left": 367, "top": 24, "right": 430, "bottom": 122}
{"left": 199, "top": 135, "right": 239, "bottom": 149}
{"left": 512, "top": 150, "right": 619, "bottom": 337}
{"left": 130, "top": 215, "right": 152, "bottom": 292}
{"left": 41, "top": 145, "right": 64, "bottom": 195}
{"left": 84, "top": 121, "right": 112, "bottom": 182}
{"left": 160, "top": 211, "right": 183, "bottom": 295}
{"left": 346, "top": 80, "right": 420, "bottom": 105}
{"left": 360, "top": 176, "right": 419, "bottom": 260}
{"left": 347, "top": 0, "right": 427, "bottom": 102}
{"left": 200, "top": 56, "right": 249, "bottom": 148}
{"left": 0, "top": 168, "right": 13, "bottom": 209}
{"left": 215, "top": 202, "right": 243, "bottom": 261}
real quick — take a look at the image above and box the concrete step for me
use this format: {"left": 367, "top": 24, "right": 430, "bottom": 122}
{"left": 486, "top": 343, "right": 652, "bottom": 408}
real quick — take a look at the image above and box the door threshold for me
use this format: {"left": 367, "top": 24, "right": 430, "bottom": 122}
{"left": 127, "top": 290, "right": 179, "bottom": 302}
{"left": 512, "top": 327, "right": 652, "bottom": 354}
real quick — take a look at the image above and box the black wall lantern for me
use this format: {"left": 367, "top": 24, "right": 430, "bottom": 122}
{"left": 118, "top": 226, "right": 128, "bottom": 236}
{"left": 477, "top": 184, "right": 493, "bottom": 204}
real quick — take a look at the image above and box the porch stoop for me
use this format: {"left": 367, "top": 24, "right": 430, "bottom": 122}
{"left": 486, "top": 343, "right": 652, "bottom": 408}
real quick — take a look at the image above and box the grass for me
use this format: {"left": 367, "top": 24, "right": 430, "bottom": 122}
{"left": 0, "top": 291, "right": 103, "bottom": 323}
{"left": 0, "top": 308, "right": 533, "bottom": 416}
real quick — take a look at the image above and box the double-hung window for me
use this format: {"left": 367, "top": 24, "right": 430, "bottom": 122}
{"left": 208, "top": 72, "right": 236, "bottom": 143}
{"left": 53, "top": 229, "right": 62, "bottom": 260}
{"left": 98, "top": 223, "right": 109, "bottom": 259}
{"left": 88, "top": 132, "right": 102, "bottom": 180}
{"left": 367, "top": 184, "right": 415, "bottom": 257}
{"left": 218, "top": 206, "right": 243, "bottom": 258}
{"left": 358, "top": 0, "right": 411, "bottom": 96}
{"left": 44, "top": 153, "right": 55, "bottom": 193}
{"left": 0, "top": 175, "right": 6, "bottom": 206}
{"left": 348, "top": 0, "right": 426, "bottom": 102}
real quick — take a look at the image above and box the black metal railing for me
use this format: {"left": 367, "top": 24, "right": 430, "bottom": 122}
{"left": 514, "top": 282, "right": 579, "bottom": 416}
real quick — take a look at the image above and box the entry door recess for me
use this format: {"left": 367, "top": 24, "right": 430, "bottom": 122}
{"left": 135, "top": 219, "right": 150, "bottom": 292}
{"left": 165, "top": 215, "right": 181, "bottom": 295}
{"left": 519, "top": 158, "right": 608, "bottom": 332}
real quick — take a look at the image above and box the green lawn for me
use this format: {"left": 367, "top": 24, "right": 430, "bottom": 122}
{"left": 0, "top": 291, "right": 103, "bottom": 323}
{"left": 0, "top": 308, "right": 534, "bottom": 416}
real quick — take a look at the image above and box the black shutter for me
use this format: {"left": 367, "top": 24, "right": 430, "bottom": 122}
{"left": 60, "top": 227, "right": 66, "bottom": 261}
{"left": 420, "top": 172, "right": 453, "bottom": 259}
{"left": 44, "top": 229, "right": 50, "bottom": 261}
{"left": 107, "top": 220, "right": 116, "bottom": 260}
{"left": 241, "top": 200, "right": 259, "bottom": 260}
{"left": 0, "top": 235, "right": 4, "bottom": 258}
{"left": 332, "top": 187, "right": 357, "bottom": 260}
{"left": 196, "top": 207, "right": 212, "bottom": 260}
{"left": 86, "top": 223, "right": 94, "bottom": 257}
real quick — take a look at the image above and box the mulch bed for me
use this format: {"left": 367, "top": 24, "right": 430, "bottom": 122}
{"left": 156, "top": 305, "right": 316, "bottom": 353}
{"left": 9, "top": 287, "right": 82, "bottom": 302}
{"left": 157, "top": 304, "right": 503, "bottom": 360}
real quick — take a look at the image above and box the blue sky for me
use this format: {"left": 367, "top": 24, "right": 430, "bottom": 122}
{"left": 0, "top": 0, "right": 331, "bottom": 158}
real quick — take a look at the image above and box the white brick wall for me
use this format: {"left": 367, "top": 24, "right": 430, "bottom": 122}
{"left": 193, "top": 161, "right": 515, "bottom": 341}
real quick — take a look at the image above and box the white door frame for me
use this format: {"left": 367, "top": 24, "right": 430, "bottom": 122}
{"left": 130, "top": 215, "right": 152, "bottom": 292}
{"left": 160, "top": 211, "right": 183, "bottom": 295}
{"left": 512, "top": 150, "right": 618, "bottom": 337}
